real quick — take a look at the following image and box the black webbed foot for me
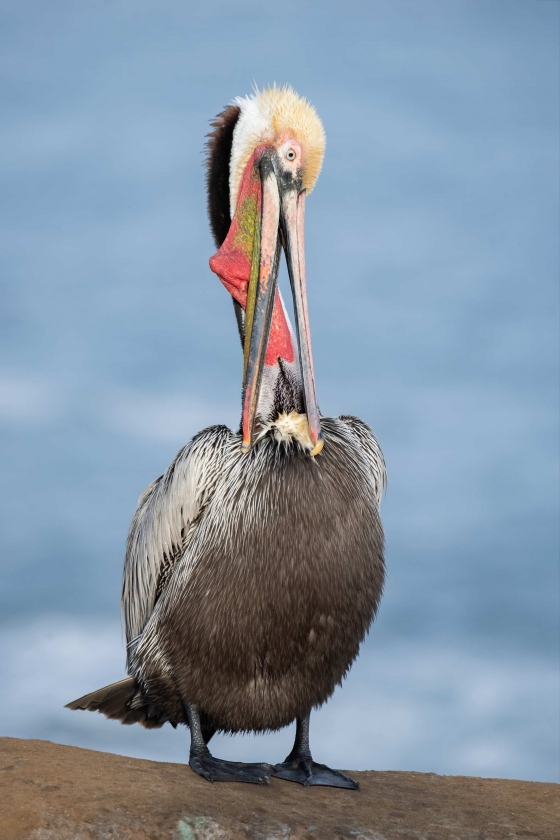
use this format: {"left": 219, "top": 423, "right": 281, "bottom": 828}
{"left": 272, "top": 712, "right": 359, "bottom": 790}
{"left": 272, "top": 756, "right": 359, "bottom": 789}
{"left": 190, "top": 748, "right": 272, "bottom": 784}
{"left": 184, "top": 700, "right": 271, "bottom": 784}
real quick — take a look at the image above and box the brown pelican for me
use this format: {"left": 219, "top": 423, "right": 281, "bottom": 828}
{"left": 67, "top": 86, "right": 386, "bottom": 789}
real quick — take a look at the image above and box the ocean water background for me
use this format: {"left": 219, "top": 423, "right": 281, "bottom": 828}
{"left": 1, "top": 0, "right": 558, "bottom": 782}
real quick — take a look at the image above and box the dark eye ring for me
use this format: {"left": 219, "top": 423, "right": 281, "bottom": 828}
{"left": 286, "top": 149, "right": 296, "bottom": 161}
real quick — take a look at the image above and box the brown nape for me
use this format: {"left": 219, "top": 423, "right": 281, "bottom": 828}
{"left": 205, "top": 104, "right": 241, "bottom": 248}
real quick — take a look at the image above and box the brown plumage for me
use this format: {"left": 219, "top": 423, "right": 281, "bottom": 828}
{"left": 205, "top": 104, "right": 241, "bottom": 248}
{"left": 129, "top": 419, "right": 384, "bottom": 734}
{"left": 65, "top": 678, "right": 164, "bottom": 728}
{"left": 67, "top": 418, "right": 385, "bottom": 740}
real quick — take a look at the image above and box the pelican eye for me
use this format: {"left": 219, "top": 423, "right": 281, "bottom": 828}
{"left": 286, "top": 148, "right": 296, "bottom": 161}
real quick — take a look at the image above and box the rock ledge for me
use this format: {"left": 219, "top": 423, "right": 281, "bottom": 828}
{"left": 2, "top": 737, "right": 558, "bottom": 839}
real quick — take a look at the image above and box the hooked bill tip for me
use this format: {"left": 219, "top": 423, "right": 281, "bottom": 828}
{"left": 309, "top": 437, "right": 324, "bottom": 457}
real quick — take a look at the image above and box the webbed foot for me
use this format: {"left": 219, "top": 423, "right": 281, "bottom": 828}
{"left": 190, "top": 749, "right": 272, "bottom": 785}
{"left": 272, "top": 756, "right": 359, "bottom": 789}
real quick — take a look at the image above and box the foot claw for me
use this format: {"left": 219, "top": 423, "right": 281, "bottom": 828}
{"left": 272, "top": 757, "right": 359, "bottom": 790}
{"left": 190, "top": 751, "right": 272, "bottom": 785}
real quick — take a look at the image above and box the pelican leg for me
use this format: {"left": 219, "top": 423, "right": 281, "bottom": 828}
{"left": 183, "top": 701, "right": 271, "bottom": 785}
{"left": 272, "top": 713, "right": 359, "bottom": 789}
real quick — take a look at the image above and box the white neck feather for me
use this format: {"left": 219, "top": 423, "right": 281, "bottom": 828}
{"left": 229, "top": 93, "right": 273, "bottom": 217}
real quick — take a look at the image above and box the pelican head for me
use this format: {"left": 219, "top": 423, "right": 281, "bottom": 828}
{"left": 207, "top": 86, "right": 326, "bottom": 455}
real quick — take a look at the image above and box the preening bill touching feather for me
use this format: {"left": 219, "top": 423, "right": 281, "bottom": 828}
{"left": 66, "top": 86, "right": 386, "bottom": 789}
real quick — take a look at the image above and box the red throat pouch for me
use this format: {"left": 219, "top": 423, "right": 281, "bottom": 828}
{"left": 209, "top": 151, "right": 295, "bottom": 366}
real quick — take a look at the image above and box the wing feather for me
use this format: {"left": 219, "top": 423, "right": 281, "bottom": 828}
{"left": 338, "top": 415, "right": 387, "bottom": 504}
{"left": 122, "top": 425, "right": 232, "bottom": 646}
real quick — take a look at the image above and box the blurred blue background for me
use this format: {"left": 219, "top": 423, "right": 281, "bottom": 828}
{"left": 1, "top": 0, "right": 558, "bottom": 783}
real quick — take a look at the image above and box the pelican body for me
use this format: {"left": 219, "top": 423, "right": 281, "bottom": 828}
{"left": 67, "top": 87, "right": 386, "bottom": 789}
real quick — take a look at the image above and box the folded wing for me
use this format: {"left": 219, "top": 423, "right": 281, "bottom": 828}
{"left": 122, "top": 425, "right": 233, "bottom": 651}
{"left": 338, "top": 415, "right": 387, "bottom": 505}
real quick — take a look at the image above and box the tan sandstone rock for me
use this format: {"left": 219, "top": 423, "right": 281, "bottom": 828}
{"left": 1, "top": 737, "right": 558, "bottom": 839}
